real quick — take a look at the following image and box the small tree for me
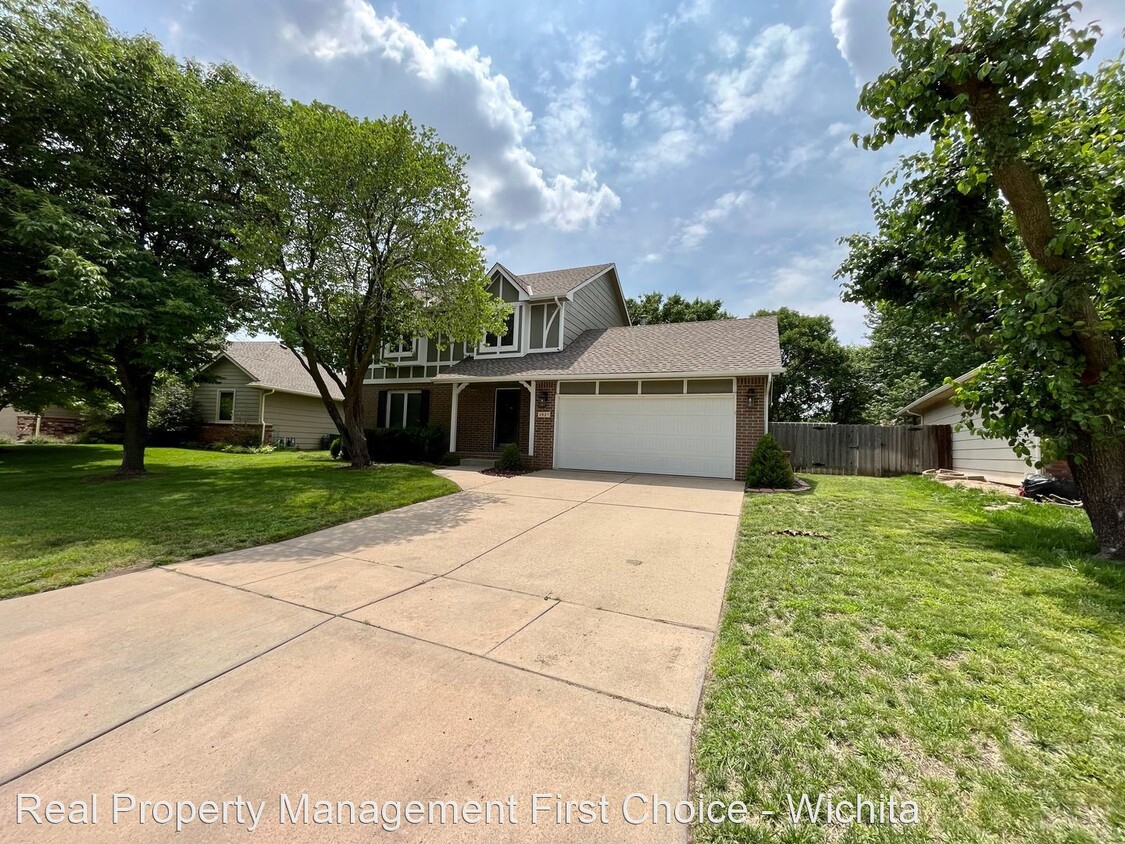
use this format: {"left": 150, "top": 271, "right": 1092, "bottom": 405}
{"left": 746, "top": 435, "right": 795, "bottom": 489}
{"left": 235, "top": 103, "right": 506, "bottom": 468}
{"left": 148, "top": 379, "right": 204, "bottom": 446}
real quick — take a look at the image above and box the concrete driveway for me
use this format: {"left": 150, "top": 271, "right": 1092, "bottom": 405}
{"left": 0, "top": 469, "right": 743, "bottom": 841}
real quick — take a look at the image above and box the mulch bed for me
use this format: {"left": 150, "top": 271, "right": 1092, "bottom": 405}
{"left": 480, "top": 467, "right": 533, "bottom": 477}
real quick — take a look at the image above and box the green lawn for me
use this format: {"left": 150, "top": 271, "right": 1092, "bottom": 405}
{"left": 0, "top": 444, "right": 458, "bottom": 600}
{"left": 694, "top": 475, "right": 1124, "bottom": 843}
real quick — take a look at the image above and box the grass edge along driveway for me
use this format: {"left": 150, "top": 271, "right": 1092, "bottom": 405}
{"left": 0, "top": 444, "right": 458, "bottom": 600}
{"left": 693, "top": 474, "right": 1124, "bottom": 844}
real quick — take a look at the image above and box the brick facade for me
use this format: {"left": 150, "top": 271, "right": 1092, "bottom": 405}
{"left": 530, "top": 381, "right": 557, "bottom": 470}
{"left": 200, "top": 423, "right": 272, "bottom": 446}
{"left": 450, "top": 382, "right": 531, "bottom": 459}
{"left": 16, "top": 414, "right": 85, "bottom": 439}
{"left": 734, "top": 375, "right": 768, "bottom": 481}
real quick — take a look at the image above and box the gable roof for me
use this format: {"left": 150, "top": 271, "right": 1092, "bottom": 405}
{"left": 436, "top": 316, "right": 782, "bottom": 381}
{"left": 898, "top": 367, "right": 981, "bottom": 416}
{"left": 217, "top": 341, "right": 344, "bottom": 401}
{"left": 487, "top": 262, "right": 617, "bottom": 299}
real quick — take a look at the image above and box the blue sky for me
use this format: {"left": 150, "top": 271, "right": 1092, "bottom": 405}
{"left": 94, "top": 0, "right": 1125, "bottom": 343}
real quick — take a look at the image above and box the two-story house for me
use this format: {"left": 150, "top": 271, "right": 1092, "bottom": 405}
{"left": 364, "top": 262, "right": 783, "bottom": 480}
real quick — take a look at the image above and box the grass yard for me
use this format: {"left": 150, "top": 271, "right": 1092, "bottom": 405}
{"left": 694, "top": 475, "right": 1124, "bottom": 843}
{"left": 0, "top": 444, "right": 458, "bottom": 600}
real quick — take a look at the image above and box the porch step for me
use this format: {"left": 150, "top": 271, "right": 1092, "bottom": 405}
{"left": 457, "top": 458, "right": 494, "bottom": 469}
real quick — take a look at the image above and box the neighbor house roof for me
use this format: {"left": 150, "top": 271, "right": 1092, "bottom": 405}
{"left": 490, "top": 262, "right": 616, "bottom": 300}
{"left": 435, "top": 316, "right": 783, "bottom": 382}
{"left": 218, "top": 341, "right": 344, "bottom": 401}
{"left": 898, "top": 367, "right": 981, "bottom": 416}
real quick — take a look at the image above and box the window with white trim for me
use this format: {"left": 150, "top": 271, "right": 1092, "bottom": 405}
{"left": 386, "top": 390, "right": 423, "bottom": 429}
{"left": 383, "top": 338, "right": 418, "bottom": 359}
{"left": 217, "top": 390, "right": 235, "bottom": 422}
{"left": 479, "top": 306, "right": 520, "bottom": 354}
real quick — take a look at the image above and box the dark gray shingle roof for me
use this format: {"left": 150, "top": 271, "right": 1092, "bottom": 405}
{"left": 514, "top": 263, "right": 614, "bottom": 298}
{"left": 436, "top": 317, "right": 782, "bottom": 381}
{"left": 222, "top": 341, "right": 344, "bottom": 400}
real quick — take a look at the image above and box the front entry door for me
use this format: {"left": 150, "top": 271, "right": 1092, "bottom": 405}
{"left": 494, "top": 388, "right": 521, "bottom": 448}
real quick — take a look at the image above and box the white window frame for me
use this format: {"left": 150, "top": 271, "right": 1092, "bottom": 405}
{"left": 386, "top": 390, "right": 422, "bottom": 429}
{"left": 216, "top": 389, "right": 236, "bottom": 423}
{"left": 478, "top": 305, "right": 522, "bottom": 355}
{"left": 383, "top": 338, "right": 418, "bottom": 360}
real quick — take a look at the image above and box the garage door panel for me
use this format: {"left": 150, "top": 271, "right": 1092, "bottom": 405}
{"left": 556, "top": 395, "right": 735, "bottom": 478}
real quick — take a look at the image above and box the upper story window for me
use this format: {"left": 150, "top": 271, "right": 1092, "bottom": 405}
{"left": 384, "top": 338, "right": 417, "bottom": 359}
{"left": 479, "top": 306, "right": 520, "bottom": 354}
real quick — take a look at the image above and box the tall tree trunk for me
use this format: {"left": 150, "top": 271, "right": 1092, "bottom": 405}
{"left": 1068, "top": 434, "right": 1125, "bottom": 560}
{"left": 343, "top": 391, "right": 371, "bottom": 468}
{"left": 117, "top": 365, "right": 154, "bottom": 475}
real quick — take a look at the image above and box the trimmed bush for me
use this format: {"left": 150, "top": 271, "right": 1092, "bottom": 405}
{"left": 746, "top": 434, "right": 795, "bottom": 489}
{"left": 329, "top": 436, "right": 348, "bottom": 460}
{"left": 496, "top": 443, "right": 524, "bottom": 472}
{"left": 365, "top": 424, "right": 447, "bottom": 463}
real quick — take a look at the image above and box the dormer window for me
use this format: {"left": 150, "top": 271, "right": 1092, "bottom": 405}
{"left": 384, "top": 338, "right": 417, "bottom": 359}
{"left": 479, "top": 306, "right": 521, "bottom": 354}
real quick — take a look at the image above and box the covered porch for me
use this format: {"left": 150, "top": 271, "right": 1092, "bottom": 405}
{"left": 446, "top": 379, "right": 555, "bottom": 469}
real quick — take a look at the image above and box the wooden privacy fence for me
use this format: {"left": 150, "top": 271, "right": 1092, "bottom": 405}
{"left": 770, "top": 422, "right": 952, "bottom": 477}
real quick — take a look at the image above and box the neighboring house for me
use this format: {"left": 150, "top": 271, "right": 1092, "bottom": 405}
{"left": 0, "top": 405, "right": 84, "bottom": 440}
{"left": 899, "top": 369, "right": 1040, "bottom": 485}
{"left": 363, "top": 262, "right": 783, "bottom": 479}
{"left": 194, "top": 342, "right": 343, "bottom": 449}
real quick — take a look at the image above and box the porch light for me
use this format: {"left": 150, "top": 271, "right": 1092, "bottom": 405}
{"left": 746, "top": 388, "right": 756, "bottom": 408}
{"left": 537, "top": 390, "right": 549, "bottom": 406}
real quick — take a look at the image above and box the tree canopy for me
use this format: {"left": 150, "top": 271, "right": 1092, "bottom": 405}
{"left": 0, "top": 0, "right": 275, "bottom": 471}
{"left": 233, "top": 102, "right": 505, "bottom": 467}
{"left": 626, "top": 292, "right": 733, "bottom": 324}
{"left": 837, "top": 0, "right": 1125, "bottom": 556}
{"left": 754, "top": 308, "right": 867, "bottom": 423}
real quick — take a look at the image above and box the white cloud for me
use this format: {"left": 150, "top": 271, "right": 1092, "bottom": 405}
{"left": 636, "top": 0, "right": 713, "bottom": 63}
{"left": 666, "top": 189, "right": 752, "bottom": 253}
{"left": 714, "top": 32, "right": 740, "bottom": 60}
{"left": 537, "top": 32, "right": 613, "bottom": 173}
{"left": 830, "top": 0, "right": 895, "bottom": 84}
{"left": 706, "top": 24, "right": 811, "bottom": 137}
{"left": 280, "top": 0, "right": 619, "bottom": 231}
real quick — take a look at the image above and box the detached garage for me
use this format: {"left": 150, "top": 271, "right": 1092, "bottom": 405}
{"left": 435, "top": 317, "right": 784, "bottom": 480}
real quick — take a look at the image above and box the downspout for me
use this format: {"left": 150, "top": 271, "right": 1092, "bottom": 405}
{"left": 259, "top": 389, "right": 275, "bottom": 446}
{"left": 764, "top": 373, "right": 772, "bottom": 434}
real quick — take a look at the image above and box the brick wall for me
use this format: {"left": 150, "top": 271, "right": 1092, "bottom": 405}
{"left": 530, "top": 381, "right": 557, "bottom": 470}
{"left": 734, "top": 375, "right": 768, "bottom": 480}
{"left": 200, "top": 423, "right": 270, "bottom": 446}
{"left": 454, "top": 382, "right": 530, "bottom": 458}
{"left": 16, "top": 414, "right": 85, "bottom": 439}
{"left": 361, "top": 382, "right": 453, "bottom": 433}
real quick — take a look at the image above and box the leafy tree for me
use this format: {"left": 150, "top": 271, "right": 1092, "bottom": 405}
{"left": 626, "top": 292, "right": 733, "bottom": 324}
{"left": 0, "top": 0, "right": 275, "bottom": 473}
{"left": 861, "top": 303, "right": 987, "bottom": 422}
{"left": 233, "top": 103, "right": 506, "bottom": 468}
{"left": 838, "top": 0, "right": 1125, "bottom": 557}
{"left": 754, "top": 308, "right": 865, "bottom": 423}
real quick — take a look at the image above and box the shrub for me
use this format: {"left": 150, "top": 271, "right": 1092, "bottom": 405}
{"left": 318, "top": 433, "right": 337, "bottom": 451}
{"left": 206, "top": 442, "right": 275, "bottom": 454}
{"left": 438, "top": 453, "right": 461, "bottom": 466}
{"left": 746, "top": 434, "right": 795, "bottom": 489}
{"left": 365, "top": 424, "right": 447, "bottom": 463}
{"left": 74, "top": 408, "right": 125, "bottom": 444}
{"left": 329, "top": 437, "right": 348, "bottom": 460}
{"left": 496, "top": 443, "right": 524, "bottom": 472}
{"left": 148, "top": 379, "right": 204, "bottom": 446}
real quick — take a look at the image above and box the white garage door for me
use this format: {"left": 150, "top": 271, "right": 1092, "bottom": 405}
{"left": 555, "top": 394, "right": 736, "bottom": 478}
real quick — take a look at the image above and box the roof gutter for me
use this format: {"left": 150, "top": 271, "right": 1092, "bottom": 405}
{"left": 434, "top": 367, "right": 786, "bottom": 384}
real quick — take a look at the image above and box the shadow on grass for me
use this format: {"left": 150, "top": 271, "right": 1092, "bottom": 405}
{"left": 936, "top": 505, "right": 1124, "bottom": 625}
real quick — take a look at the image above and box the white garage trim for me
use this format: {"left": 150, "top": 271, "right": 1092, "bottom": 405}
{"left": 554, "top": 391, "right": 737, "bottom": 479}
